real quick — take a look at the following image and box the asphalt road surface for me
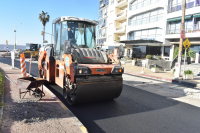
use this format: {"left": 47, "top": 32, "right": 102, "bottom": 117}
{"left": 1, "top": 57, "right": 200, "bottom": 133}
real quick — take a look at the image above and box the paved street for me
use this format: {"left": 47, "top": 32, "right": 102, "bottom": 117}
{"left": 1, "top": 57, "right": 200, "bottom": 133}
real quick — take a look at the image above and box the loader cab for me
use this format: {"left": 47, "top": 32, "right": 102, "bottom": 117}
{"left": 26, "top": 43, "right": 41, "bottom": 51}
{"left": 52, "top": 17, "right": 98, "bottom": 60}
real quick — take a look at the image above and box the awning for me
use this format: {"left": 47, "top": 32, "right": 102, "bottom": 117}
{"left": 167, "top": 15, "right": 192, "bottom": 22}
{"left": 193, "top": 13, "right": 200, "bottom": 18}
{"left": 167, "top": 17, "right": 181, "bottom": 22}
{"left": 117, "top": 40, "right": 172, "bottom": 46}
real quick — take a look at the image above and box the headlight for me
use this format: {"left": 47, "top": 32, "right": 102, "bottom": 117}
{"left": 77, "top": 67, "right": 92, "bottom": 75}
{"left": 83, "top": 69, "right": 88, "bottom": 74}
{"left": 111, "top": 66, "right": 124, "bottom": 74}
{"left": 79, "top": 69, "right": 82, "bottom": 74}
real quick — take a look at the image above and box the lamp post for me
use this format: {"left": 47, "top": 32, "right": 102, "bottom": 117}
{"left": 11, "top": 23, "right": 22, "bottom": 50}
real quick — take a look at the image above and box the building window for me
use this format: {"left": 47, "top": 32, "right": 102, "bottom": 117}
{"left": 129, "top": 8, "right": 164, "bottom": 26}
{"left": 99, "top": 18, "right": 107, "bottom": 28}
{"left": 167, "top": 18, "right": 193, "bottom": 34}
{"left": 111, "top": 0, "right": 114, "bottom": 5}
{"left": 97, "top": 38, "right": 107, "bottom": 45}
{"left": 194, "top": 17, "right": 200, "bottom": 31}
{"left": 168, "top": 0, "right": 196, "bottom": 13}
{"left": 129, "top": 0, "right": 161, "bottom": 11}
{"left": 110, "top": 10, "right": 114, "bottom": 18}
{"left": 129, "top": 28, "right": 162, "bottom": 42}
{"left": 99, "top": 0, "right": 109, "bottom": 10}
{"left": 98, "top": 28, "right": 107, "bottom": 38}
{"left": 99, "top": 7, "right": 108, "bottom": 19}
{"left": 164, "top": 46, "right": 170, "bottom": 57}
{"left": 132, "top": 46, "right": 162, "bottom": 59}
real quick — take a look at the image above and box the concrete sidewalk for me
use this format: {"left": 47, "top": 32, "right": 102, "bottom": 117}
{"left": 123, "top": 64, "right": 200, "bottom": 88}
{"left": 0, "top": 62, "right": 86, "bottom": 133}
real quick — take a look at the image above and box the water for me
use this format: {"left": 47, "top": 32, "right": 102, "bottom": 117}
{"left": 0, "top": 44, "right": 26, "bottom": 51}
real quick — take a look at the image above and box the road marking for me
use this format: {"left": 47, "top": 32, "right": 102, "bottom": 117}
{"left": 80, "top": 126, "right": 88, "bottom": 133}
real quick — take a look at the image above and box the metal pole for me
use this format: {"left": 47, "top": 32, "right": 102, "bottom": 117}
{"left": 29, "top": 55, "right": 32, "bottom": 77}
{"left": 183, "top": 48, "right": 186, "bottom": 79}
{"left": 15, "top": 26, "right": 16, "bottom": 50}
{"left": 178, "top": 0, "right": 186, "bottom": 77}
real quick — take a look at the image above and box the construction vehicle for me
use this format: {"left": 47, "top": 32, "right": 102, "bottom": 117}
{"left": 20, "top": 43, "right": 41, "bottom": 59}
{"left": 38, "top": 16, "right": 124, "bottom": 105}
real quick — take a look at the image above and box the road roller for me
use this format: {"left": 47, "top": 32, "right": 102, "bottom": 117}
{"left": 38, "top": 16, "right": 124, "bottom": 105}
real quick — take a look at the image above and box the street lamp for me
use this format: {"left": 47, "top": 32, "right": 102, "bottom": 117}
{"left": 11, "top": 23, "right": 22, "bottom": 50}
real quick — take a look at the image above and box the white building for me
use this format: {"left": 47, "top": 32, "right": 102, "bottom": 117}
{"left": 97, "top": 0, "right": 200, "bottom": 63}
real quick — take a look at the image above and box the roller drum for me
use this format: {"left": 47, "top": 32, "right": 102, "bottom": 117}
{"left": 67, "top": 75, "right": 123, "bottom": 105}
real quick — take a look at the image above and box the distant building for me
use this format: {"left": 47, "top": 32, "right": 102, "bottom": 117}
{"left": 97, "top": 0, "right": 200, "bottom": 63}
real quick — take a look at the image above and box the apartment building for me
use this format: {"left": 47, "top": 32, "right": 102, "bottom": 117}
{"left": 166, "top": 0, "right": 200, "bottom": 63}
{"left": 97, "top": 0, "right": 200, "bottom": 62}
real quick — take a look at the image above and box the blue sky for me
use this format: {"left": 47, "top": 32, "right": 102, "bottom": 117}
{"left": 0, "top": 0, "right": 99, "bottom": 46}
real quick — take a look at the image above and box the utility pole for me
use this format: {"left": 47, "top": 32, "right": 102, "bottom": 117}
{"left": 178, "top": 0, "right": 186, "bottom": 77}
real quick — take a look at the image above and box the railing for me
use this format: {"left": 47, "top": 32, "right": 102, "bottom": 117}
{"left": 168, "top": 0, "right": 197, "bottom": 13}
{"left": 116, "top": 10, "right": 126, "bottom": 17}
{"left": 167, "top": 24, "right": 200, "bottom": 34}
{"left": 116, "top": 26, "right": 123, "bottom": 30}
{"left": 117, "top": 0, "right": 126, "bottom": 4}
{"left": 129, "top": 0, "right": 160, "bottom": 11}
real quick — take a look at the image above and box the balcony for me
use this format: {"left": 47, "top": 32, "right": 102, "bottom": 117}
{"left": 166, "top": 24, "right": 200, "bottom": 39}
{"left": 129, "top": 0, "right": 161, "bottom": 11}
{"left": 114, "top": 25, "right": 126, "bottom": 34}
{"left": 115, "top": 10, "right": 127, "bottom": 21}
{"left": 167, "top": 24, "right": 200, "bottom": 35}
{"left": 116, "top": 0, "right": 128, "bottom": 8}
{"left": 168, "top": 0, "right": 199, "bottom": 13}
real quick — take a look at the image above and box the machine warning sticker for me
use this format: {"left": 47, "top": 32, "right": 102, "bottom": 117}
{"left": 65, "top": 57, "right": 69, "bottom": 66}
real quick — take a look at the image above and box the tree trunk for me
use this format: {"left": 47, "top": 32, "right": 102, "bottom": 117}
{"left": 43, "top": 26, "right": 45, "bottom": 46}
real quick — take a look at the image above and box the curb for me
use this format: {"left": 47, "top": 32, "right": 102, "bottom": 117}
{"left": 43, "top": 86, "right": 88, "bottom": 133}
{"left": 0, "top": 75, "right": 5, "bottom": 125}
{"left": 125, "top": 71, "right": 200, "bottom": 89}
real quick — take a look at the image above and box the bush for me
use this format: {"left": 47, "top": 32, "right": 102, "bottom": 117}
{"left": 156, "top": 56, "right": 160, "bottom": 60}
{"left": 146, "top": 55, "right": 152, "bottom": 59}
{"left": 173, "top": 46, "right": 179, "bottom": 59}
{"left": 184, "top": 70, "right": 193, "bottom": 75}
{"left": 188, "top": 50, "right": 196, "bottom": 58}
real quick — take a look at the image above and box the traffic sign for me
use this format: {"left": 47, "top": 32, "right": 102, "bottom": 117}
{"left": 183, "top": 38, "right": 191, "bottom": 50}
{"left": 6, "top": 40, "right": 8, "bottom": 44}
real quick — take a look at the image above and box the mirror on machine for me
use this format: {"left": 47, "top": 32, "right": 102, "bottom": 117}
{"left": 64, "top": 40, "right": 71, "bottom": 54}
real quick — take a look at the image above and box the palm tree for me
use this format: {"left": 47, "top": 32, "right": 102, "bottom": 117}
{"left": 39, "top": 11, "right": 50, "bottom": 45}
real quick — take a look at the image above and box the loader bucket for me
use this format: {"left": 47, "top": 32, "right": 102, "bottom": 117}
{"left": 66, "top": 75, "right": 123, "bottom": 105}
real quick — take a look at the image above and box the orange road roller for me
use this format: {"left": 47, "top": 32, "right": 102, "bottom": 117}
{"left": 38, "top": 16, "right": 124, "bottom": 105}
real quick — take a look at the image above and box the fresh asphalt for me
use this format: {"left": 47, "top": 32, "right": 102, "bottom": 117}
{"left": 1, "top": 57, "right": 200, "bottom": 133}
